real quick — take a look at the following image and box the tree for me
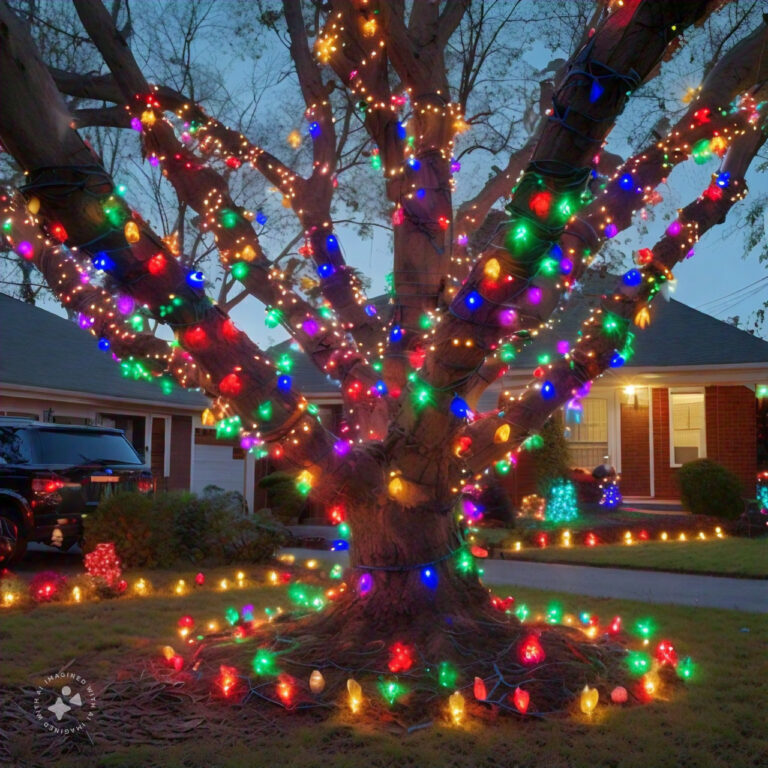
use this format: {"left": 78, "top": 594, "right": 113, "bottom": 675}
{"left": 535, "top": 414, "right": 572, "bottom": 497}
{"left": 1, "top": 0, "right": 767, "bottom": 715}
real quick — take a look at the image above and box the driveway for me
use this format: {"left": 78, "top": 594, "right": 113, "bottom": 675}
{"left": 280, "top": 547, "right": 768, "bottom": 613}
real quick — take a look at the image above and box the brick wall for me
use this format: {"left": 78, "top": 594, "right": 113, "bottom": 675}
{"left": 651, "top": 387, "right": 680, "bottom": 498}
{"left": 652, "top": 385, "right": 756, "bottom": 500}
{"left": 168, "top": 414, "right": 192, "bottom": 490}
{"left": 705, "top": 385, "right": 756, "bottom": 495}
{"left": 619, "top": 401, "right": 651, "bottom": 495}
{"left": 499, "top": 449, "right": 537, "bottom": 506}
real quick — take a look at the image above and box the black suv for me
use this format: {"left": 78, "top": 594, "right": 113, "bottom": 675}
{"left": 0, "top": 418, "right": 152, "bottom": 565}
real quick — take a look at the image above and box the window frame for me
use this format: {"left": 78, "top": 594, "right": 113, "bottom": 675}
{"left": 668, "top": 388, "right": 706, "bottom": 468}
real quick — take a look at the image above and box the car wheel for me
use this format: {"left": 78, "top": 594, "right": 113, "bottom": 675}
{"left": 0, "top": 509, "right": 27, "bottom": 567}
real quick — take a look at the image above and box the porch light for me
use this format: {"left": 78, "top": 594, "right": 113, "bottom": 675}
{"left": 623, "top": 385, "right": 639, "bottom": 408}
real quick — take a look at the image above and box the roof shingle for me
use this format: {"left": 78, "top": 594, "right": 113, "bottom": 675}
{"left": 0, "top": 293, "right": 206, "bottom": 407}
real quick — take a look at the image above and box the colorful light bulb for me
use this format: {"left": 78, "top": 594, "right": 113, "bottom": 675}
{"left": 448, "top": 691, "right": 465, "bottom": 725}
{"left": 512, "top": 686, "right": 530, "bottom": 714}
{"left": 519, "top": 635, "right": 545, "bottom": 665}
{"left": 347, "top": 678, "right": 363, "bottom": 714}
{"left": 580, "top": 685, "right": 598, "bottom": 715}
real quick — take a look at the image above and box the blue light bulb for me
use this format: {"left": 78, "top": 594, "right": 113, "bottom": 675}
{"left": 450, "top": 396, "right": 469, "bottom": 419}
{"left": 186, "top": 270, "right": 205, "bottom": 288}
{"left": 420, "top": 567, "right": 438, "bottom": 589}
{"left": 465, "top": 291, "right": 483, "bottom": 310}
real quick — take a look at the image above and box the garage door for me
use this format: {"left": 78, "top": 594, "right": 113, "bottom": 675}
{"left": 192, "top": 443, "right": 244, "bottom": 495}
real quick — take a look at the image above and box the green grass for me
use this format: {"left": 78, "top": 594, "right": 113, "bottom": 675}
{"left": 500, "top": 537, "right": 768, "bottom": 577}
{"left": 1, "top": 569, "right": 767, "bottom": 768}
{"left": 0, "top": 565, "right": 291, "bottom": 686}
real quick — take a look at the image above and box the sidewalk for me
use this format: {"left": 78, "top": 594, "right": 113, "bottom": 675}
{"left": 280, "top": 547, "right": 768, "bottom": 613}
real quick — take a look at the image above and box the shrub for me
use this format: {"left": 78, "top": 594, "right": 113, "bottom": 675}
{"left": 83, "top": 491, "right": 159, "bottom": 567}
{"left": 257, "top": 471, "right": 307, "bottom": 523}
{"left": 84, "top": 489, "right": 288, "bottom": 567}
{"left": 678, "top": 459, "right": 743, "bottom": 519}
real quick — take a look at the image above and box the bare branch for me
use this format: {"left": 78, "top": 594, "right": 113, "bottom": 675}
{"left": 437, "top": 0, "right": 472, "bottom": 49}
{"left": 72, "top": 104, "right": 131, "bottom": 128}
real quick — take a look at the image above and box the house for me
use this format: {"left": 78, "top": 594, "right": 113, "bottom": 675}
{"left": 0, "top": 293, "right": 259, "bottom": 508}
{"left": 5, "top": 276, "right": 765, "bottom": 512}
{"left": 491, "top": 281, "right": 768, "bottom": 503}
{"left": 270, "top": 279, "right": 768, "bottom": 505}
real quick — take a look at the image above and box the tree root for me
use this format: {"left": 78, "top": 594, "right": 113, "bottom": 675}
{"left": 188, "top": 594, "right": 677, "bottom": 722}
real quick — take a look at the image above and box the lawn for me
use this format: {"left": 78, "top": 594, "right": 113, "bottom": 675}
{"left": 1, "top": 565, "right": 766, "bottom": 768}
{"left": 500, "top": 537, "right": 768, "bottom": 578}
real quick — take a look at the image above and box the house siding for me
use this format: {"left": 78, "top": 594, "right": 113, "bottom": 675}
{"left": 652, "top": 385, "right": 756, "bottom": 501}
{"left": 619, "top": 401, "right": 651, "bottom": 496}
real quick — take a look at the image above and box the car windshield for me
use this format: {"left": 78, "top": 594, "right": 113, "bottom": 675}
{"left": 30, "top": 429, "right": 143, "bottom": 466}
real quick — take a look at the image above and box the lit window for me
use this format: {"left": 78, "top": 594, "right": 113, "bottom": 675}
{"left": 669, "top": 391, "right": 705, "bottom": 466}
{"left": 566, "top": 398, "right": 608, "bottom": 468}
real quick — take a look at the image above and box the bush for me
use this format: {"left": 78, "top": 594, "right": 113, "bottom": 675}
{"left": 257, "top": 471, "right": 307, "bottom": 523}
{"left": 678, "top": 459, "right": 743, "bottom": 519}
{"left": 84, "top": 489, "right": 289, "bottom": 567}
{"left": 82, "top": 491, "right": 160, "bottom": 567}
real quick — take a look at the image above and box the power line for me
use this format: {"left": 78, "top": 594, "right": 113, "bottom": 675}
{"left": 695, "top": 275, "right": 768, "bottom": 310}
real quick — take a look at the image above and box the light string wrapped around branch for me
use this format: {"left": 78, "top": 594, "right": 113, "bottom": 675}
{"left": 459, "top": 119, "right": 764, "bottom": 478}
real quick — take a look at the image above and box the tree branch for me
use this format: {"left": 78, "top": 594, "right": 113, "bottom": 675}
{"left": 72, "top": 104, "right": 131, "bottom": 128}
{"left": 437, "top": 0, "right": 472, "bottom": 49}
{"left": 0, "top": 0, "right": 341, "bottom": 485}
{"left": 70, "top": 0, "right": 378, "bottom": 395}
{"left": 1, "top": 192, "right": 201, "bottom": 388}
{"left": 460, "top": 17, "right": 768, "bottom": 404}
{"left": 461, "top": 115, "right": 766, "bottom": 475}
{"left": 384, "top": 0, "right": 721, "bottom": 490}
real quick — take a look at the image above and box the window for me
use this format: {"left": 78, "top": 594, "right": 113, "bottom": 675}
{"left": 566, "top": 398, "right": 608, "bottom": 469}
{"left": 669, "top": 390, "right": 705, "bottom": 466}
{"left": 30, "top": 429, "right": 143, "bottom": 465}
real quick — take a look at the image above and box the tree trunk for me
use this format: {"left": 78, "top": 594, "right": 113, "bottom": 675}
{"left": 342, "top": 497, "right": 488, "bottom": 634}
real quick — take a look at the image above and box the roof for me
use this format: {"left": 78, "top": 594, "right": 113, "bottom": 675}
{"left": 268, "top": 277, "right": 768, "bottom": 401}
{"left": 0, "top": 293, "right": 207, "bottom": 408}
{"left": 513, "top": 277, "right": 768, "bottom": 368}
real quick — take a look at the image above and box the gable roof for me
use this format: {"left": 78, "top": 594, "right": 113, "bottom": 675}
{"left": 514, "top": 288, "right": 768, "bottom": 368}
{"left": 267, "top": 281, "right": 768, "bottom": 398}
{"left": 0, "top": 293, "right": 207, "bottom": 408}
